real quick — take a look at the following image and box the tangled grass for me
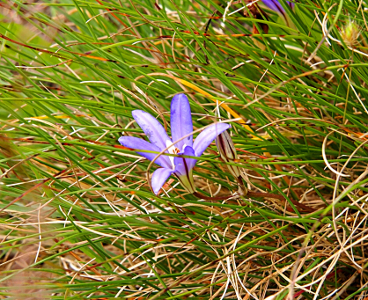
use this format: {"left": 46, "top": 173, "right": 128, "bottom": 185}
{"left": 1, "top": 0, "right": 368, "bottom": 299}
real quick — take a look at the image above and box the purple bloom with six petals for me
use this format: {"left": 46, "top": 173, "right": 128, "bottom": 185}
{"left": 118, "top": 94, "right": 230, "bottom": 195}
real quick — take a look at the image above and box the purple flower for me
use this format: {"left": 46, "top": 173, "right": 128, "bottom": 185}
{"left": 118, "top": 94, "right": 230, "bottom": 195}
{"left": 263, "top": 0, "right": 294, "bottom": 15}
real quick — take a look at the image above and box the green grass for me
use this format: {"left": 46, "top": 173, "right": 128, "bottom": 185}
{"left": 1, "top": 0, "right": 368, "bottom": 299}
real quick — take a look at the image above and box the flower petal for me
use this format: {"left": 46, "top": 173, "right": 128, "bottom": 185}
{"left": 262, "top": 0, "right": 294, "bottom": 14}
{"left": 170, "top": 94, "right": 193, "bottom": 150}
{"left": 173, "top": 146, "right": 196, "bottom": 194}
{"left": 216, "top": 130, "right": 238, "bottom": 161}
{"left": 151, "top": 167, "right": 174, "bottom": 195}
{"left": 216, "top": 131, "right": 241, "bottom": 178}
{"left": 193, "top": 123, "right": 230, "bottom": 157}
{"left": 174, "top": 146, "right": 197, "bottom": 176}
{"left": 118, "top": 136, "right": 171, "bottom": 168}
{"left": 132, "top": 110, "right": 171, "bottom": 150}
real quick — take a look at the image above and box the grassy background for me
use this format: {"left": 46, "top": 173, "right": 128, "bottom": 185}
{"left": 1, "top": 0, "right": 368, "bottom": 299}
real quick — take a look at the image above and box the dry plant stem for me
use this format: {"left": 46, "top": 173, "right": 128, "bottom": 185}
{"left": 236, "top": 175, "right": 248, "bottom": 195}
{"left": 194, "top": 189, "right": 314, "bottom": 212}
{"left": 287, "top": 168, "right": 368, "bottom": 298}
{"left": 237, "top": 176, "right": 314, "bottom": 212}
{"left": 247, "top": 192, "right": 315, "bottom": 213}
{"left": 193, "top": 192, "right": 232, "bottom": 201}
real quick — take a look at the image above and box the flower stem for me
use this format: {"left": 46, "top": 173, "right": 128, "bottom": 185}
{"left": 193, "top": 192, "right": 232, "bottom": 201}
{"left": 194, "top": 177, "right": 315, "bottom": 212}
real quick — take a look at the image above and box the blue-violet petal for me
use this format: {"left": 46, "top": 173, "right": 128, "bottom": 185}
{"left": 193, "top": 123, "right": 230, "bottom": 157}
{"left": 118, "top": 136, "right": 172, "bottom": 168}
{"left": 173, "top": 146, "right": 196, "bottom": 177}
{"left": 132, "top": 110, "right": 171, "bottom": 150}
{"left": 170, "top": 94, "right": 194, "bottom": 150}
{"left": 263, "top": 0, "right": 294, "bottom": 14}
{"left": 151, "top": 167, "right": 174, "bottom": 194}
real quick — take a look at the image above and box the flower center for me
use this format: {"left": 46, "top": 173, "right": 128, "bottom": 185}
{"left": 166, "top": 140, "right": 181, "bottom": 169}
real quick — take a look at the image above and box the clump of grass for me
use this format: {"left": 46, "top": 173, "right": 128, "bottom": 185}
{"left": 1, "top": 0, "right": 368, "bottom": 299}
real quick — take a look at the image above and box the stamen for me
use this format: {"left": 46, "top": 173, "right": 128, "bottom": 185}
{"left": 166, "top": 140, "right": 180, "bottom": 169}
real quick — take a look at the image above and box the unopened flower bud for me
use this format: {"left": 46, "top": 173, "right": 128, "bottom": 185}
{"left": 216, "top": 130, "right": 241, "bottom": 178}
{"left": 341, "top": 21, "right": 360, "bottom": 46}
